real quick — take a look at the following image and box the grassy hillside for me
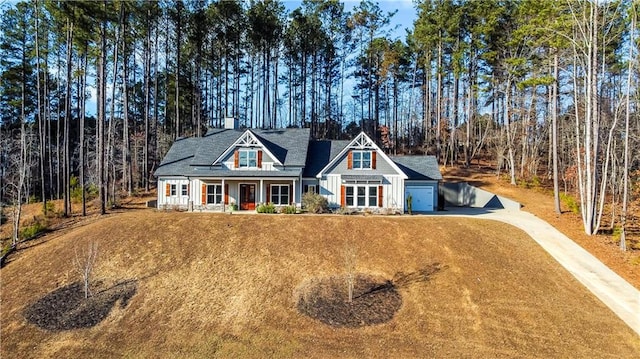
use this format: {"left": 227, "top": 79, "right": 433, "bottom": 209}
{"left": 1, "top": 211, "right": 639, "bottom": 358}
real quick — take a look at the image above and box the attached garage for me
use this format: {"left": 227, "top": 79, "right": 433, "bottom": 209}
{"left": 405, "top": 185, "right": 436, "bottom": 212}
{"left": 391, "top": 155, "right": 442, "bottom": 213}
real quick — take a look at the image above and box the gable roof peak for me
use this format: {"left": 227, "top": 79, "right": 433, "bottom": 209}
{"left": 350, "top": 131, "right": 376, "bottom": 149}
{"left": 315, "top": 131, "right": 408, "bottom": 179}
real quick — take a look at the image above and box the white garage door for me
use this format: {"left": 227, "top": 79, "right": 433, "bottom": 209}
{"left": 405, "top": 186, "right": 434, "bottom": 212}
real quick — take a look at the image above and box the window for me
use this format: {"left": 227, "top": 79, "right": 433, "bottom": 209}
{"left": 357, "top": 187, "right": 366, "bottom": 206}
{"left": 271, "top": 185, "right": 290, "bottom": 205}
{"left": 238, "top": 149, "right": 258, "bottom": 168}
{"left": 170, "top": 184, "right": 177, "bottom": 196}
{"left": 206, "top": 184, "right": 223, "bottom": 204}
{"left": 181, "top": 184, "right": 188, "bottom": 196}
{"left": 307, "top": 185, "right": 316, "bottom": 194}
{"left": 344, "top": 185, "right": 378, "bottom": 207}
{"left": 346, "top": 186, "right": 354, "bottom": 206}
{"left": 368, "top": 186, "right": 377, "bottom": 207}
{"left": 352, "top": 151, "right": 372, "bottom": 169}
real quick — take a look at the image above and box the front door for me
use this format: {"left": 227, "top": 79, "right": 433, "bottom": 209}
{"left": 239, "top": 184, "right": 256, "bottom": 210}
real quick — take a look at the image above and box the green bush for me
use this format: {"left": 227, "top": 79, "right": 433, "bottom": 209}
{"left": 406, "top": 194, "right": 413, "bottom": 215}
{"left": 42, "top": 201, "right": 58, "bottom": 217}
{"left": 281, "top": 205, "right": 297, "bottom": 214}
{"left": 1, "top": 242, "right": 12, "bottom": 257}
{"left": 20, "top": 219, "right": 47, "bottom": 240}
{"left": 256, "top": 202, "right": 277, "bottom": 214}
{"left": 530, "top": 176, "right": 542, "bottom": 189}
{"left": 301, "top": 192, "right": 328, "bottom": 214}
{"left": 559, "top": 192, "right": 580, "bottom": 214}
{"left": 70, "top": 176, "right": 99, "bottom": 203}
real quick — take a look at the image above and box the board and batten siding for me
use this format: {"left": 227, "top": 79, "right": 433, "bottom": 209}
{"left": 320, "top": 174, "right": 404, "bottom": 210}
{"left": 158, "top": 178, "right": 192, "bottom": 208}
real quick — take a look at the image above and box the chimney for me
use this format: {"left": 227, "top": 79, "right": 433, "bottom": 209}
{"left": 224, "top": 117, "right": 239, "bottom": 130}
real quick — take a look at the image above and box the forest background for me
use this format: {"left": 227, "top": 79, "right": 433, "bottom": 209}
{"left": 0, "top": 0, "right": 638, "bottom": 251}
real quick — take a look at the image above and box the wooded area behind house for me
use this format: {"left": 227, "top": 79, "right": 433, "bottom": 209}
{"left": 0, "top": 0, "right": 638, "bottom": 245}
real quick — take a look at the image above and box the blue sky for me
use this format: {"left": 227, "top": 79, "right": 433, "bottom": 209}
{"left": 284, "top": 0, "right": 417, "bottom": 39}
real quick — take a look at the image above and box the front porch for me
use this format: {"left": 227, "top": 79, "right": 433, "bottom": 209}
{"left": 196, "top": 176, "right": 301, "bottom": 212}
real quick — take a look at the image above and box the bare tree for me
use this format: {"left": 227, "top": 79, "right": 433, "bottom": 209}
{"left": 344, "top": 241, "right": 357, "bottom": 303}
{"left": 619, "top": 6, "right": 636, "bottom": 251}
{"left": 74, "top": 241, "right": 99, "bottom": 299}
{"left": 7, "top": 141, "right": 27, "bottom": 249}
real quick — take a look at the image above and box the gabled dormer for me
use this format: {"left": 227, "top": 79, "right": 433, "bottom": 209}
{"left": 316, "top": 132, "right": 408, "bottom": 179}
{"left": 213, "top": 130, "right": 282, "bottom": 170}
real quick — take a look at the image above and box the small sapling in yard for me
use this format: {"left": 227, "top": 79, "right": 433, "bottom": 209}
{"left": 344, "top": 241, "right": 357, "bottom": 303}
{"left": 74, "top": 241, "right": 99, "bottom": 299}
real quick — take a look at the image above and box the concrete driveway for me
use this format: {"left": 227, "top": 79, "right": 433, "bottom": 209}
{"left": 435, "top": 207, "right": 640, "bottom": 337}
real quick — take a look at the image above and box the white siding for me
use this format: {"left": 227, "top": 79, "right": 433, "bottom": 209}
{"left": 386, "top": 176, "right": 405, "bottom": 210}
{"left": 158, "top": 178, "right": 192, "bottom": 209}
{"left": 320, "top": 174, "right": 404, "bottom": 210}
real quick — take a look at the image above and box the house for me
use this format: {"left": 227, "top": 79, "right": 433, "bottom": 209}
{"left": 154, "top": 120, "right": 442, "bottom": 213}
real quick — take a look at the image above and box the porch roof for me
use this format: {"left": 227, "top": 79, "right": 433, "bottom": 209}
{"left": 190, "top": 168, "right": 302, "bottom": 178}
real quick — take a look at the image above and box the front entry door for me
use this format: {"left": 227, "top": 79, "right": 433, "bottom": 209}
{"left": 239, "top": 184, "right": 256, "bottom": 210}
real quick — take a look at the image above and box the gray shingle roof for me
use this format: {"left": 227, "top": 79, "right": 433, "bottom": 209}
{"left": 154, "top": 137, "right": 200, "bottom": 176}
{"left": 302, "top": 140, "right": 349, "bottom": 177}
{"left": 154, "top": 129, "right": 442, "bottom": 182}
{"left": 390, "top": 156, "right": 442, "bottom": 181}
{"left": 154, "top": 128, "right": 310, "bottom": 177}
{"left": 253, "top": 128, "right": 310, "bottom": 166}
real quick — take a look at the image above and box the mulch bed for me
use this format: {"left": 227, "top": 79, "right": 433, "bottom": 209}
{"left": 24, "top": 280, "right": 137, "bottom": 331}
{"left": 296, "top": 274, "right": 402, "bottom": 328}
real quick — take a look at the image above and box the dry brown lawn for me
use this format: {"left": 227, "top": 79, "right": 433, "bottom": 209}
{"left": 2, "top": 211, "right": 639, "bottom": 358}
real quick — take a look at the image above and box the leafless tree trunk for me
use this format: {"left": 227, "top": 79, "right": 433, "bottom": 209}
{"left": 570, "top": 1, "right": 602, "bottom": 235}
{"left": 143, "top": 6, "right": 151, "bottom": 192}
{"left": 121, "top": 4, "right": 132, "bottom": 196}
{"left": 80, "top": 45, "right": 88, "bottom": 216}
{"left": 551, "top": 52, "right": 561, "bottom": 214}
{"left": 63, "top": 20, "right": 73, "bottom": 217}
{"left": 34, "top": 0, "right": 47, "bottom": 214}
{"left": 97, "top": 1, "right": 107, "bottom": 215}
{"left": 620, "top": 7, "right": 635, "bottom": 251}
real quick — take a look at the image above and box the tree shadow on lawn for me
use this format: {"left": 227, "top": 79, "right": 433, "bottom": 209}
{"left": 24, "top": 279, "right": 137, "bottom": 331}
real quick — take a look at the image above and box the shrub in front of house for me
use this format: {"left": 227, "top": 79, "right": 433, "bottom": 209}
{"left": 256, "top": 203, "right": 277, "bottom": 213}
{"left": 302, "top": 192, "right": 329, "bottom": 214}
{"left": 280, "top": 205, "right": 297, "bottom": 214}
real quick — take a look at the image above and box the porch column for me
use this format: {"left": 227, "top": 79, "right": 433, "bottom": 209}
{"left": 260, "top": 179, "right": 264, "bottom": 204}
{"left": 222, "top": 178, "right": 225, "bottom": 212}
{"left": 293, "top": 178, "right": 297, "bottom": 206}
